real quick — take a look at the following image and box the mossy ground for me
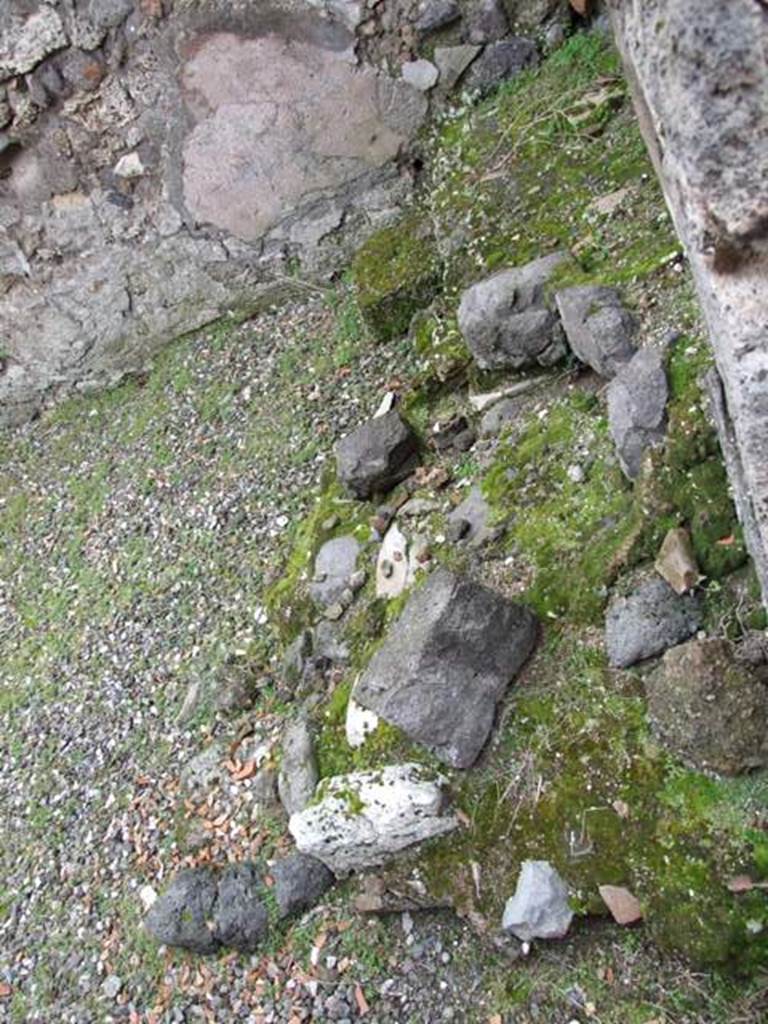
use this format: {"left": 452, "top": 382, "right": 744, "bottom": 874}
{"left": 267, "top": 28, "right": 768, "bottom": 986}
{"left": 4, "top": 25, "right": 768, "bottom": 1023}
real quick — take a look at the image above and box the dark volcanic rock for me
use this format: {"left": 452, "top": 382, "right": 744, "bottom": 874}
{"left": 145, "top": 869, "right": 219, "bottom": 954}
{"left": 607, "top": 348, "right": 668, "bottom": 479}
{"left": 555, "top": 285, "right": 637, "bottom": 378}
{"left": 213, "top": 864, "right": 269, "bottom": 953}
{"left": 146, "top": 864, "right": 269, "bottom": 954}
{"left": 355, "top": 568, "right": 538, "bottom": 767}
{"left": 463, "top": 37, "right": 539, "bottom": 92}
{"left": 458, "top": 253, "right": 569, "bottom": 371}
{"left": 272, "top": 852, "right": 335, "bottom": 918}
{"left": 336, "top": 410, "right": 419, "bottom": 499}
{"left": 646, "top": 638, "right": 768, "bottom": 774}
{"left": 605, "top": 578, "right": 702, "bottom": 668}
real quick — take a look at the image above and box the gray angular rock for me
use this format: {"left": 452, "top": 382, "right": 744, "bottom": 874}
{"left": 465, "top": 0, "right": 509, "bottom": 44}
{"left": 446, "top": 486, "right": 500, "bottom": 548}
{"left": 0, "top": 7, "right": 68, "bottom": 79}
{"left": 433, "top": 44, "right": 482, "bottom": 92}
{"left": 336, "top": 411, "right": 419, "bottom": 499}
{"left": 355, "top": 568, "right": 538, "bottom": 767}
{"left": 605, "top": 578, "right": 702, "bottom": 669}
{"left": 312, "top": 620, "right": 351, "bottom": 666}
{"left": 181, "top": 743, "right": 227, "bottom": 801}
{"left": 502, "top": 861, "right": 573, "bottom": 941}
{"left": 555, "top": 285, "right": 637, "bottom": 378}
{"left": 213, "top": 864, "right": 269, "bottom": 953}
{"left": 646, "top": 638, "right": 768, "bottom": 775}
{"left": 458, "top": 253, "right": 569, "bottom": 371}
{"left": 282, "top": 629, "right": 314, "bottom": 689}
{"left": 309, "top": 536, "right": 360, "bottom": 608}
{"left": 289, "top": 763, "right": 458, "bottom": 874}
{"left": 145, "top": 869, "right": 219, "bottom": 954}
{"left": 278, "top": 716, "right": 319, "bottom": 817}
{"left": 416, "top": 0, "right": 461, "bottom": 34}
{"left": 607, "top": 348, "right": 668, "bottom": 479}
{"left": 463, "top": 38, "right": 539, "bottom": 92}
{"left": 272, "top": 853, "right": 335, "bottom": 918}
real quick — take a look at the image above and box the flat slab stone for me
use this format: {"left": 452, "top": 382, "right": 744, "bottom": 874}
{"left": 355, "top": 568, "right": 538, "bottom": 767}
{"left": 646, "top": 638, "right": 768, "bottom": 774}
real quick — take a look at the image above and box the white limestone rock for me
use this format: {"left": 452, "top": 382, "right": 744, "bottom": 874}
{"left": 289, "top": 763, "right": 457, "bottom": 874}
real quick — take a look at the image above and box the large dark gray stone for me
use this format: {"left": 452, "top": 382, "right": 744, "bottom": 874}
{"left": 463, "top": 38, "right": 539, "bottom": 92}
{"left": 145, "top": 869, "right": 219, "bottom": 954}
{"left": 457, "top": 253, "right": 569, "bottom": 371}
{"left": 607, "top": 348, "right": 668, "bottom": 479}
{"left": 465, "top": 0, "right": 509, "bottom": 44}
{"left": 145, "top": 864, "right": 269, "bottom": 954}
{"left": 213, "top": 864, "right": 269, "bottom": 953}
{"left": 605, "top": 578, "right": 702, "bottom": 669}
{"left": 646, "top": 638, "right": 768, "bottom": 775}
{"left": 354, "top": 568, "right": 539, "bottom": 767}
{"left": 272, "top": 853, "right": 335, "bottom": 918}
{"left": 415, "top": 0, "right": 461, "bottom": 34}
{"left": 336, "top": 410, "right": 420, "bottom": 499}
{"left": 555, "top": 285, "right": 637, "bottom": 378}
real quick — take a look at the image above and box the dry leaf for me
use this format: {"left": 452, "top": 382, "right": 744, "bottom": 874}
{"left": 0, "top": 983, "right": 12, "bottom": 999}
{"left": 355, "top": 984, "right": 370, "bottom": 1015}
{"left": 570, "top": 0, "right": 589, "bottom": 13}
{"left": 488, "top": 1015, "right": 503, "bottom": 1024}
{"left": 716, "top": 534, "right": 735, "bottom": 546}
{"left": 231, "top": 760, "right": 257, "bottom": 781}
{"left": 612, "top": 799, "right": 630, "bottom": 819}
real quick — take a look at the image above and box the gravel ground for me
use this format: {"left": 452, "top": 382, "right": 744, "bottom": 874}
{"left": 0, "top": 288, "right": 421, "bottom": 1022}
{"left": 1, "top": 286, "right": 766, "bottom": 1024}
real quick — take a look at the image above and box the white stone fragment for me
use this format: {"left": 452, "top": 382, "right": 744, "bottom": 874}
{"left": 376, "top": 523, "right": 410, "bottom": 598}
{"left": 289, "top": 763, "right": 457, "bottom": 874}
{"left": 469, "top": 375, "right": 550, "bottom": 412}
{"left": 502, "top": 860, "right": 573, "bottom": 941}
{"left": 113, "top": 152, "right": 145, "bottom": 179}
{"left": 345, "top": 694, "right": 380, "bottom": 748}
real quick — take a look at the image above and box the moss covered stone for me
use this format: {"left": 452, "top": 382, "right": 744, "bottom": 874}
{"left": 352, "top": 214, "right": 442, "bottom": 341}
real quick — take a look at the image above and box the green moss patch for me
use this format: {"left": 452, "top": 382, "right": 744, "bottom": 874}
{"left": 416, "top": 632, "right": 768, "bottom": 969}
{"left": 352, "top": 213, "right": 442, "bottom": 341}
{"left": 482, "top": 390, "right": 636, "bottom": 623}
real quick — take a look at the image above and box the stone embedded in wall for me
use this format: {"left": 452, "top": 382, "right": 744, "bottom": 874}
{"left": 607, "top": 0, "right": 768, "bottom": 608}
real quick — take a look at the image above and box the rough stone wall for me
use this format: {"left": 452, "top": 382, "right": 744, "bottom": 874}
{"left": 0, "top": 0, "right": 425, "bottom": 424}
{"left": 607, "top": 0, "right": 768, "bottom": 608}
